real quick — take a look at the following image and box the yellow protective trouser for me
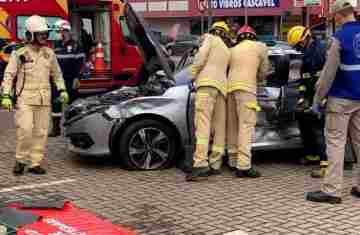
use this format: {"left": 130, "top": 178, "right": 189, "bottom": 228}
{"left": 227, "top": 91, "right": 257, "bottom": 170}
{"left": 322, "top": 97, "right": 360, "bottom": 197}
{"left": 193, "top": 87, "right": 226, "bottom": 169}
{"left": 15, "top": 103, "right": 51, "bottom": 167}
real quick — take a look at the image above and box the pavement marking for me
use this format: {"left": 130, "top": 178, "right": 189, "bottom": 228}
{"left": 223, "top": 231, "right": 248, "bottom": 235}
{"left": 0, "top": 178, "right": 76, "bottom": 193}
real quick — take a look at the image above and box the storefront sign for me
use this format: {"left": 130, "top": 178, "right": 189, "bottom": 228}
{"left": 204, "top": 0, "right": 280, "bottom": 9}
{"left": 0, "top": 0, "right": 30, "bottom": 2}
{"left": 293, "top": 0, "right": 304, "bottom": 7}
{"left": 304, "top": 0, "right": 320, "bottom": 5}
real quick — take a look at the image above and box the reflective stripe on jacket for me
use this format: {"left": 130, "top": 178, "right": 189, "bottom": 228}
{"left": 54, "top": 40, "right": 85, "bottom": 83}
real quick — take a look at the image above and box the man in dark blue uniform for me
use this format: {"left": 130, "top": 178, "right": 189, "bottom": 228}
{"left": 287, "top": 26, "right": 328, "bottom": 178}
{"left": 49, "top": 19, "right": 85, "bottom": 137}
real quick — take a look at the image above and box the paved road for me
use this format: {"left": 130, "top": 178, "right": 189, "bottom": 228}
{"left": 0, "top": 111, "right": 360, "bottom": 235}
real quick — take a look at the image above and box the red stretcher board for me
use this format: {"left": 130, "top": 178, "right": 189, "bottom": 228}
{"left": 8, "top": 202, "right": 137, "bottom": 235}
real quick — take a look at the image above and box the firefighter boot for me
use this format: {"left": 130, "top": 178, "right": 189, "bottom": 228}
{"left": 344, "top": 162, "right": 354, "bottom": 171}
{"left": 13, "top": 162, "right": 26, "bottom": 176}
{"left": 306, "top": 191, "right": 342, "bottom": 204}
{"left": 28, "top": 166, "right": 47, "bottom": 175}
{"left": 235, "top": 168, "right": 261, "bottom": 178}
{"left": 48, "top": 117, "right": 61, "bottom": 137}
{"left": 311, "top": 161, "right": 328, "bottom": 178}
{"left": 186, "top": 167, "right": 210, "bottom": 182}
{"left": 351, "top": 187, "right": 360, "bottom": 198}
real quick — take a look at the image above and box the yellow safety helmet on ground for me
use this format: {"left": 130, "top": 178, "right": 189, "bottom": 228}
{"left": 287, "top": 25, "right": 310, "bottom": 47}
{"left": 210, "top": 21, "right": 230, "bottom": 33}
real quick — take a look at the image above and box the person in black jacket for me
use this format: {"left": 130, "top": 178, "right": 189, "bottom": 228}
{"left": 287, "top": 26, "right": 328, "bottom": 178}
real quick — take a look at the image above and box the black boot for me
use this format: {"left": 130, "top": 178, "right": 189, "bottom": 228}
{"left": 235, "top": 168, "right": 261, "bottom": 178}
{"left": 306, "top": 191, "right": 342, "bottom": 204}
{"left": 351, "top": 187, "right": 360, "bottom": 198}
{"left": 13, "top": 162, "right": 26, "bottom": 176}
{"left": 48, "top": 117, "right": 61, "bottom": 137}
{"left": 28, "top": 166, "right": 47, "bottom": 175}
{"left": 185, "top": 167, "right": 210, "bottom": 182}
{"left": 209, "top": 168, "right": 222, "bottom": 175}
{"left": 344, "top": 162, "right": 354, "bottom": 171}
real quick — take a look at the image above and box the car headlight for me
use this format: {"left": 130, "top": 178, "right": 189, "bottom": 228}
{"left": 103, "top": 105, "right": 122, "bottom": 119}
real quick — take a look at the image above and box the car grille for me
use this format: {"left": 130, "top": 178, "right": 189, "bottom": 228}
{"left": 68, "top": 133, "right": 94, "bottom": 149}
{"left": 64, "top": 106, "right": 83, "bottom": 121}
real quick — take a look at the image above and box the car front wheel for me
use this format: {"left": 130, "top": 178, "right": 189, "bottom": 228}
{"left": 118, "top": 119, "right": 177, "bottom": 170}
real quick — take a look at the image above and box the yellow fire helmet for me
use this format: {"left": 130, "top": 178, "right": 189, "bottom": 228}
{"left": 287, "top": 25, "right": 310, "bottom": 47}
{"left": 210, "top": 21, "right": 230, "bottom": 33}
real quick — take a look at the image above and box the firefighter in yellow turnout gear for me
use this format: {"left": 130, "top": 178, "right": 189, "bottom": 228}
{"left": 0, "top": 15, "right": 68, "bottom": 175}
{"left": 227, "top": 26, "right": 270, "bottom": 178}
{"left": 186, "top": 21, "right": 231, "bottom": 181}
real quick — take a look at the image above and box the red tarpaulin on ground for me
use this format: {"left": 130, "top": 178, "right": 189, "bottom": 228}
{"left": 9, "top": 202, "right": 136, "bottom": 235}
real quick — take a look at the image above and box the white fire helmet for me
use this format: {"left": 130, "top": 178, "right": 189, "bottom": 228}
{"left": 54, "top": 19, "right": 71, "bottom": 31}
{"left": 25, "top": 15, "right": 49, "bottom": 42}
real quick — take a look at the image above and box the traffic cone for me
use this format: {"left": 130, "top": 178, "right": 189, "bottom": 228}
{"left": 94, "top": 42, "right": 106, "bottom": 72}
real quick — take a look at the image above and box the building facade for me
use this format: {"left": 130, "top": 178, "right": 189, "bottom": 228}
{"left": 129, "top": 0, "right": 359, "bottom": 39}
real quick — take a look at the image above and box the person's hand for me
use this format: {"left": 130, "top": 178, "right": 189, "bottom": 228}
{"left": 310, "top": 103, "right": 322, "bottom": 119}
{"left": 1, "top": 96, "right": 12, "bottom": 111}
{"left": 59, "top": 91, "right": 69, "bottom": 104}
{"left": 315, "top": 79, "right": 320, "bottom": 90}
{"left": 189, "top": 81, "right": 196, "bottom": 92}
{"left": 72, "top": 78, "right": 80, "bottom": 90}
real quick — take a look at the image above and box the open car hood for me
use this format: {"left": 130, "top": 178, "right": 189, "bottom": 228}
{"left": 124, "top": 3, "right": 174, "bottom": 80}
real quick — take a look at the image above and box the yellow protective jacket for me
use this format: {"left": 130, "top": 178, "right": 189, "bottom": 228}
{"left": 190, "top": 33, "right": 230, "bottom": 96}
{"left": 228, "top": 40, "right": 269, "bottom": 95}
{"left": 2, "top": 44, "right": 65, "bottom": 106}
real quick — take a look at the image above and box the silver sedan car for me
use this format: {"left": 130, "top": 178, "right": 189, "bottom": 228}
{"left": 63, "top": 5, "right": 309, "bottom": 170}
{"left": 63, "top": 44, "right": 307, "bottom": 171}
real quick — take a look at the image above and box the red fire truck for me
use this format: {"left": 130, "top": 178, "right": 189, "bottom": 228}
{"left": 0, "top": 0, "right": 172, "bottom": 92}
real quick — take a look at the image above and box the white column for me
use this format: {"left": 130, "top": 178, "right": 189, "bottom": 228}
{"left": 274, "top": 16, "right": 279, "bottom": 40}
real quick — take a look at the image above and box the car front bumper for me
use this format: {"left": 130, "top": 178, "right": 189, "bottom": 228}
{"left": 64, "top": 112, "right": 115, "bottom": 157}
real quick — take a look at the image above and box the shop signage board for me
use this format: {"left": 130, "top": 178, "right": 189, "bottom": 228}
{"left": 304, "top": 0, "right": 321, "bottom": 6}
{"left": 295, "top": 0, "right": 357, "bottom": 7}
{"left": 293, "top": 0, "right": 305, "bottom": 7}
{"left": 202, "top": 0, "right": 280, "bottom": 9}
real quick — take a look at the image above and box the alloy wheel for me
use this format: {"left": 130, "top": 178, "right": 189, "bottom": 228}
{"left": 128, "top": 127, "right": 170, "bottom": 170}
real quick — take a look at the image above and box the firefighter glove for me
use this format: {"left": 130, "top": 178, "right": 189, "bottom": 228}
{"left": 1, "top": 96, "right": 13, "bottom": 111}
{"left": 310, "top": 103, "right": 322, "bottom": 119}
{"left": 59, "top": 91, "right": 69, "bottom": 104}
{"left": 72, "top": 78, "right": 80, "bottom": 90}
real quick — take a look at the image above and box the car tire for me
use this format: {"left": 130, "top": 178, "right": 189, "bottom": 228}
{"left": 118, "top": 119, "right": 177, "bottom": 170}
